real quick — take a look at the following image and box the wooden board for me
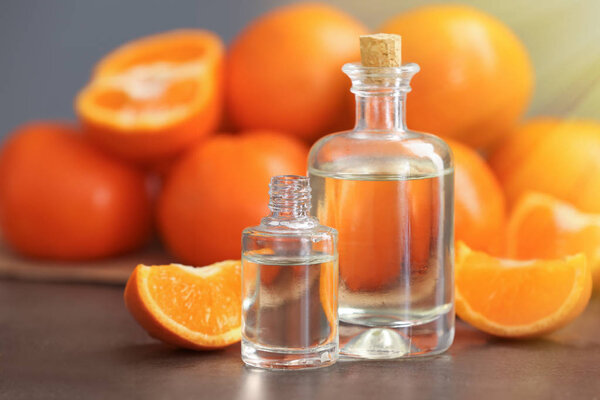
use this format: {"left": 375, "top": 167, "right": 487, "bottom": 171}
{"left": 0, "top": 241, "right": 172, "bottom": 285}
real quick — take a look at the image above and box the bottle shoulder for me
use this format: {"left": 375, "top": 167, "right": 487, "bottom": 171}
{"left": 308, "top": 129, "right": 453, "bottom": 179}
{"left": 242, "top": 223, "right": 337, "bottom": 239}
{"left": 242, "top": 223, "right": 338, "bottom": 260}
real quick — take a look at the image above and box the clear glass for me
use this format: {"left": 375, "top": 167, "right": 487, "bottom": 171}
{"left": 308, "top": 63, "right": 454, "bottom": 359}
{"left": 241, "top": 175, "right": 339, "bottom": 369}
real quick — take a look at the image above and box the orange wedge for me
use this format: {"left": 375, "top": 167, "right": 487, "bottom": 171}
{"left": 455, "top": 242, "right": 591, "bottom": 338}
{"left": 507, "top": 192, "right": 600, "bottom": 288}
{"left": 124, "top": 260, "right": 241, "bottom": 350}
{"left": 76, "top": 30, "right": 223, "bottom": 163}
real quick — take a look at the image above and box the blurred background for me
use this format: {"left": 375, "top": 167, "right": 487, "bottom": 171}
{"left": 1, "top": 0, "right": 599, "bottom": 137}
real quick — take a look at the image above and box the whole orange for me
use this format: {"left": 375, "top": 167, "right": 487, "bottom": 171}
{"left": 226, "top": 3, "right": 367, "bottom": 143}
{"left": 380, "top": 5, "right": 534, "bottom": 150}
{"left": 158, "top": 131, "right": 308, "bottom": 266}
{"left": 451, "top": 140, "right": 506, "bottom": 255}
{"left": 0, "top": 122, "right": 152, "bottom": 260}
{"left": 490, "top": 118, "right": 600, "bottom": 214}
{"left": 326, "top": 177, "right": 438, "bottom": 292}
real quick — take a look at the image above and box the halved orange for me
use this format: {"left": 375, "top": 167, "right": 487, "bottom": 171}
{"left": 507, "top": 191, "right": 600, "bottom": 288}
{"left": 455, "top": 242, "right": 591, "bottom": 338}
{"left": 76, "top": 30, "right": 224, "bottom": 163}
{"left": 124, "top": 260, "right": 241, "bottom": 350}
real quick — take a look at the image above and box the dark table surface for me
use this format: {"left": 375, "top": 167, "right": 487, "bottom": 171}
{"left": 1, "top": 279, "right": 599, "bottom": 400}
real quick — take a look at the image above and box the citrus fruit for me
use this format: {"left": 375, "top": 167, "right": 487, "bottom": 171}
{"left": 380, "top": 5, "right": 534, "bottom": 150}
{"left": 490, "top": 118, "right": 600, "bottom": 213}
{"left": 455, "top": 242, "right": 592, "bottom": 338}
{"left": 451, "top": 140, "right": 506, "bottom": 255}
{"left": 321, "top": 177, "right": 438, "bottom": 292}
{"left": 158, "top": 131, "right": 307, "bottom": 266}
{"left": 76, "top": 30, "right": 224, "bottom": 163}
{"left": 319, "top": 139, "right": 506, "bottom": 291}
{"left": 227, "top": 3, "right": 367, "bottom": 142}
{"left": 124, "top": 260, "right": 241, "bottom": 350}
{"left": 326, "top": 179, "right": 409, "bottom": 291}
{"left": 507, "top": 192, "right": 600, "bottom": 288}
{"left": 0, "top": 122, "right": 152, "bottom": 260}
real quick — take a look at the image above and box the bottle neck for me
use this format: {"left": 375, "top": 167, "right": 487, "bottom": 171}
{"left": 342, "top": 62, "right": 420, "bottom": 132}
{"left": 354, "top": 93, "right": 407, "bottom": 132}
{"left": 263, "top": 176, "right": 314, "bottom": 228}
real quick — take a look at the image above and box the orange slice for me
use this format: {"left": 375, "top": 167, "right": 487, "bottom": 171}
{"left": 507, "top": 191, "right": 600, "bottom": 288}
{"left": 124, "top": 260, "right": 241, "bottom": 350}
{"left": 76, "top": 30, "right": 223, "bottom": 163}
{"left": 455, "top": 242, "right": 591, "bottom": 338}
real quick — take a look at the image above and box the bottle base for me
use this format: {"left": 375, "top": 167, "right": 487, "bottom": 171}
{"left": 241, "top": 340, "right": 338, "bottom": 370}
{"left": 339, "top": 308, "right": 454, "bottom": 359}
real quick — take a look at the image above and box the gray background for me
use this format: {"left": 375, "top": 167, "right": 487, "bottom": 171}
{"left": 1, "top": 0, "right": 599, "bottom": 139}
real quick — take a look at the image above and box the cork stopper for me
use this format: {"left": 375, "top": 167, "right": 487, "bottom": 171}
{"left": 360, "top": 33, "right": 402, "bottom": 67}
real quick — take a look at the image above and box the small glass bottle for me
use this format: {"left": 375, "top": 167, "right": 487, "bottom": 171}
{"left": 241, "top": 175, "right": 339, "bottom": 369}
{"left": 308, "top": 34, "right": 454, "bottom": 359}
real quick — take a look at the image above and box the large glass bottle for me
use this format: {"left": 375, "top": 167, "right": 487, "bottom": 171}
{"left": 241, "top": 175, "right": 339, "bottom": 369}
{"left": 308, "top": 37, "right": 454, "bottom": 359}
